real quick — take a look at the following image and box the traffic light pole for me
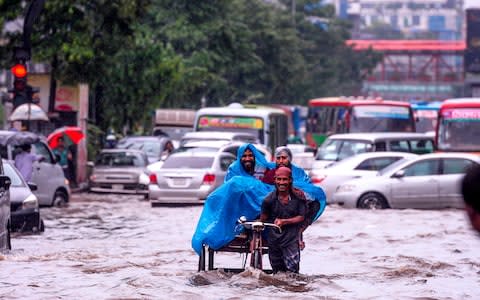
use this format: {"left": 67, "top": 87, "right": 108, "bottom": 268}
{"left": 8, "top": 0, "right": 45, "bottom": 131}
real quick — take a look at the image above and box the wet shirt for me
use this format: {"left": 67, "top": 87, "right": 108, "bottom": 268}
{"left": 261, "top": 191, "right": 307, "bottom": 247}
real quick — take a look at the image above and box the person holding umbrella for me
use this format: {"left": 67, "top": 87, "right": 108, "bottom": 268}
{"left": 48, "top": 127, "right": 84, "bottom": 187}
{"left": 52, "top": 137, "right": 74, "bottom": 184}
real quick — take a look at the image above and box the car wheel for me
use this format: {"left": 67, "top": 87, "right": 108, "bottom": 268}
{"left": 357, "top": 192, "right": 389, "bottom": 209}
{"left": 52, "top": 190, "right": 68, "bottom": 207}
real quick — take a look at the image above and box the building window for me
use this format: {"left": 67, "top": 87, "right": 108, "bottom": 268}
{"left": 390, "top": 15, "right": 398, "bottom": 28}
{"left": 413, "top": 15, "right": 420, "bottom": 26}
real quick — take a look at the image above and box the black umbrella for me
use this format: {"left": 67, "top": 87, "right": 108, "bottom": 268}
{"left": 0, "top": 131, "right": 40, "bottom": 146}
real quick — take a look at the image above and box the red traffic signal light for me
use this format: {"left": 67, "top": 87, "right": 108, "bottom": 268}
{"left": 11, "top": 64, "right": 27, "bottom": 78}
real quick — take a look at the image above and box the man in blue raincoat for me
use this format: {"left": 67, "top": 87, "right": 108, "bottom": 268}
{"left": 191, "top": 144, "right": 326, "bottom": 255}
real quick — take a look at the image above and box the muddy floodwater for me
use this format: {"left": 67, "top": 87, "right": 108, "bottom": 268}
{"left": 1, "top": 193, "right": 479, "bottom": 299}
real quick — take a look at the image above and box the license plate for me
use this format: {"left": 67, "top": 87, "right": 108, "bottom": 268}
{"left": 112, "top": 184, "right": 124, "bottom": 190}
{"left": 172, "top": 178, "right": 186, "bottom": 185}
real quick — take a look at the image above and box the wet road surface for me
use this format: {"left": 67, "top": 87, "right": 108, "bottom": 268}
{"left": 1, "top": 192, "right": 479, "bottom": 299}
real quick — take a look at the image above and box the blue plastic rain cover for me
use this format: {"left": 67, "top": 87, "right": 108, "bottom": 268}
{"left": 191, "top": 144, "right": 327, "bottom": 255}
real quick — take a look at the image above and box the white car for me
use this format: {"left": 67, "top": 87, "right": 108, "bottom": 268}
{"left": 286, "top": 144, "right": 316, "bottom": 171}
{"left": 333, "top": 153, "right": 480, "bottom": 209}
{"left": 148, "top": 151, "right": 236, "bottom": 205}
{"left": 310, "top": 152, "right": 418, "bottom": 202}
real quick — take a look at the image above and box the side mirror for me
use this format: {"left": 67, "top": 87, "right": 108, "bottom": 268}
{"left": 0, "top": 175, "right": 11, "bottom": 190}
{"left": 392, "top": 170, "right": 405, "bottom": 178}
{"left": 28, "top": 182, "right": 38, "bottom": 191}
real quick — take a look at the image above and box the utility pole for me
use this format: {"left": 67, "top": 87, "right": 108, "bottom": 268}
{"left": 292, "top": 0, "right": 296, "bottom": 27}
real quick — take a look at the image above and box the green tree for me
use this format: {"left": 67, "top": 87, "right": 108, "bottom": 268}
{"left": 0, "top": 0, "right": 381, "bottom": 134}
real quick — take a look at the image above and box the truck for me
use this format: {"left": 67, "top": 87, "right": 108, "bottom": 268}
{"left": 152, "top": 108, "right": 196, "bottom": 147}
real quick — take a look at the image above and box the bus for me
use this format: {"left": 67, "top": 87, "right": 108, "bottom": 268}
{"left": 436, "top": 98, "right": 480, "bottom": 153}
{"left": 306, "top": 97, "right": 416, "bottom": 147}
{"left": 411, "top": 101, "right": 442, "bottom": 133}
{"left": 193, "top": 103, "right": 288, "bottom": 153}
{"left": 244, "top": 103, "right": 307, "bottom": 143}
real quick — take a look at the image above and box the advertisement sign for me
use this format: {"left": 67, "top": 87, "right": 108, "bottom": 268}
{"left": 442, "top": 109, "right": 480, "bottom": 121}
{"left": 28, "top": 74, "right": 80, "bottom": 112}
{"left": 198, "top": 116, "right": 263, "bottom": 129}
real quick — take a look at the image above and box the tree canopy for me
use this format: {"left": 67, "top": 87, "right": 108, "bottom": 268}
{"left": 0, "top": 0, "right": 381, "bottom": 133}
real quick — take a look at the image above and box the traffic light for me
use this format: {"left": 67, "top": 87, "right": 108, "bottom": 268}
{"left": 10, "top": 62, "right": 29, "bottom": 108}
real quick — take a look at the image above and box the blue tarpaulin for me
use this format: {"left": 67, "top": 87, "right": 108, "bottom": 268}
{"left": 191, "top": 144, "right": 327, "bottom": 255}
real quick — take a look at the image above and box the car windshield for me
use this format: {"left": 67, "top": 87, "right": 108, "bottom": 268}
{"left": 96, "top": 152, "right": 146, "bottom": 167}
{"left": 377, "top": 158, "right": 410, "bottom": 176}
{"left": 3, "top": 163, "right": 25, "bottom": 187}
{"left": 153, "top": 126, "right": 191, "bottom": 141}
{"left": 316, "top": 139, "right": 372, "bottom": 161}
{"left": 162, "top": 156, "right": 214, "bottom": 169}
{"left": 117, "top": 139, "right": 162, "bottom": 157}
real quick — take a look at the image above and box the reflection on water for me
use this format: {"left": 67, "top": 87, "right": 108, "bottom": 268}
{"left": 1, "top": 193, "right": 479, "bottom": 299}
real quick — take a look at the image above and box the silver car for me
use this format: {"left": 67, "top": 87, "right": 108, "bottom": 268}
{"left": 89, "top": 149, "right": 149, "bottom": 195}
{"left": 116, "top": 136, "right": 174, "bottom": 164}
{"left": 4, "top": 160, "right": 44, "bottom": 233}
{"left": 333, "top": 153, "right": 480, "bottom": 209}
{"left": 310, "top": 152, "right": 418, "bottom": 202}
{"left": 148, "top": 151, "right": 236, "bottom": 206}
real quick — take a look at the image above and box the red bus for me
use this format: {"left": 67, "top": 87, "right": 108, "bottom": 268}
{"left": 306, "top": 97, "right": 416, "bottom": 147}
{"left": 436, "top": 98, "right": 480, "bottom": 153}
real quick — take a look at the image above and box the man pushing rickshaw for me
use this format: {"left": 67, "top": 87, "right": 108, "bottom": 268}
{"left": 192, "top": 143, "right": 327, "bottom": 273}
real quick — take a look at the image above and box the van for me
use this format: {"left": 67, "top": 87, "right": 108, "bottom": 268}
{"left": 313, "top": 132, "right": 435, "bottom": 169}
{"left": 0, "top": 130, "right": 71, "bottom": 207}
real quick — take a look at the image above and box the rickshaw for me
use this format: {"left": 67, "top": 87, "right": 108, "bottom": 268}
{"left": 197, "top": 217, "right": 281, "bottom": 273}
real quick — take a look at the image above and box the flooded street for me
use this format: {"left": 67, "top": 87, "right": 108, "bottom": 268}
{"left": 1, "top": 192, "right": 479, "bottom": 299}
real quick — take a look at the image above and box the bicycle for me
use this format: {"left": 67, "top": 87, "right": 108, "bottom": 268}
{"left": 198, "top": 216, "right": 281, "bottom": 272}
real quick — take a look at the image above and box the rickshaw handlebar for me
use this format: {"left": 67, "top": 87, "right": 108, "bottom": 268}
{"left": 238, "top": 218, "right": 282, "bottom": 233}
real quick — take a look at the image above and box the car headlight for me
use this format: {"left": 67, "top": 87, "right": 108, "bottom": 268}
{"left": 23, "top": 194, "right": 39, "bottom": 210}
{"left": 337, "top": 184, "right": 357, "bottom": 193}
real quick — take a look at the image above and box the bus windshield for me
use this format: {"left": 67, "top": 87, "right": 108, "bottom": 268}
{"left": 437, "top": 108, "right": 480, "bottom": 151}
{"left": 350, "top": 105, "right": 414, "bottom": 132}
{"left": 196, "top": 115, "right": 265, "bottom": 143}
{"left": 415, "top": 110, "right": 438, "bottom": 133}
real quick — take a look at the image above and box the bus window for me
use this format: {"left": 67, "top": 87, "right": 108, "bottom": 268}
{"left": 350, "top": 105, "right": 413, "bottom": 132}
